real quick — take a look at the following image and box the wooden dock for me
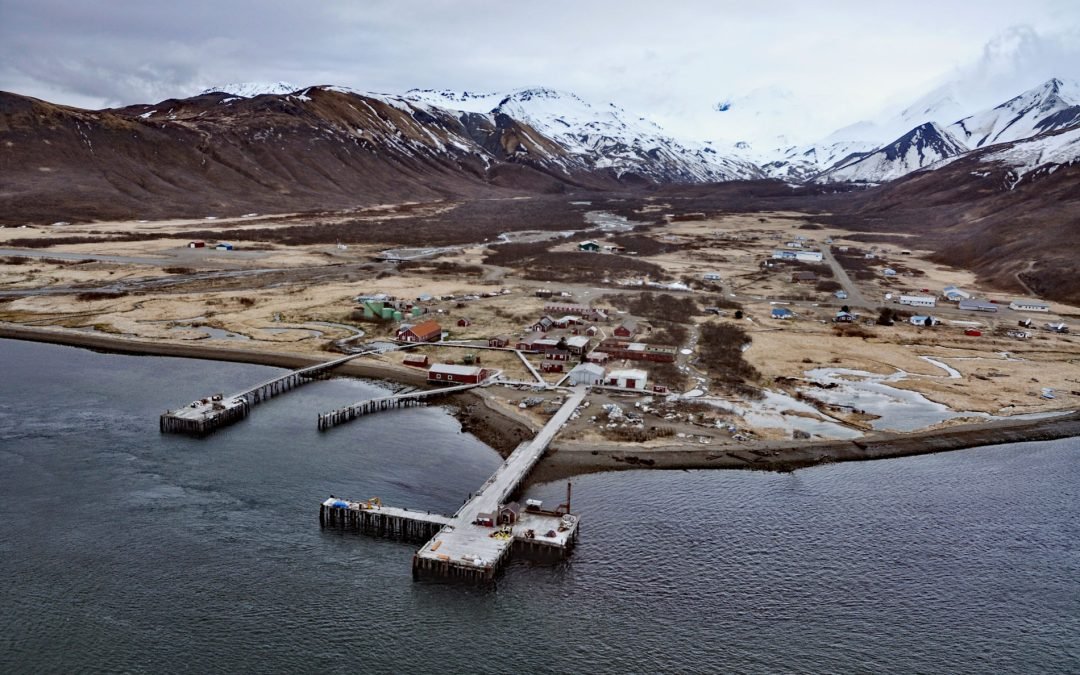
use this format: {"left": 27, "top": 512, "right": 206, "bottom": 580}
{"left": 316, "top": 380, "right": 484, "bottom": 431}
{"left": 320, "top": 386, "right": 587, "bottom": 584}
{"left": 160, "top": 351, "right": 372, "bottom": 436}
{"left": 319, "top": 498, "right": 451, "bottom": 543}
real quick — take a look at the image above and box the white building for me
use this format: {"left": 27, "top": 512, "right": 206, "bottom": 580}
{"left": 795, "top": 251, "right": 824, "bottom": 262}
{"left": 567, "top": 362, "right": 605, "bottom": 386}
{"left": 1009, "top": 299, "right": 1050, "bottom": 312}
{"left": 909, "top": 315, "right": 941, "bottom": 326}
{"left": 898, "top": 295, "right": 937, "bottom": 308}
{"left": 942, "top": 285, "right": 971, "bottom": 301}
{"left": 605, "top": 368, "right": 648, "bottom": 390}
{"left": 703, "top": 273, "right": 722, "bottom": 281}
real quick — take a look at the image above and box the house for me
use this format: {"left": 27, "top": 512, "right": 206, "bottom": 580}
{"left": 402, "top": 354, "right": 429, "bottom": 368}
{"left": 909, "top": 315, "right": 941, "bottom": 326}
{"left": 613, "top": 319, "right": 639, "bottom": 338}
{"left": 541, "top": 360, "right": 564, "bottom": 373}
{"left": 515, "top": 333, "right": 545, "bottom": 351}
{"left": 1045, "top": 322, "right": 1069, "bottom": 333}
{"left": 535, "top": 289, "right": 554, "bottom": 299}
{"left": 578, "top": 241, "right": 601, "bottom": 252}
{"left": 772, "top": 250, "right": 797, "bottom": 260}
{"left": 544, "top": 304, "right": 608, "bottom": 321}
{"left": 531, "top": 338, "right": 562, "bottom": 354}
{"left": 546, "top": 350, "right": 571, "bottom": 362}
{"left": 565, "top": 335, "right": 592, "bottom": 355}
{"left": 602, "top": 244, "right": 626, "bottom": 253}
{"left": 898, "top": 295, "right": 936, "bottom": 308}
{"left": 959, "top": 299, "right": 998, "bottom": 313}
{"left": 567, "top": 362, "right": 605, "bottom": 386}
{"left": 214, "top": 242, "right": 234, "bottom": 251}
{"left": 427, "top": 364, "right": 488, "bottom": 384}
{"left": 1009, "top": 299, "right": 1050, "bottom": 312}
{"left": 606, "top": 368, "right": 648, "bottom": 390}
{"left": 834, "top": 311, "right": 856, "bottom": 323}
{"left": 703, "top": 273, "right": 722, "bottom": 281}
{"left": 530, "top": 316, "right": 555, "bottom": 332}
{"left": 585, "top": 351, "right": 610, "bottom": 364}
{"left": 498, "top": 502, "right": 521, "bottom": 525}
{"left": 584, "top": 325, "right": 599, "bottom": 336}
{"left": 456, "top": 318, "right": 472, "bottom": 327}
{"left": 396, "top": 320, "right": 443, "bottom": 343}
{"left": 488, "top": 335, "right": 510, "bottom": 348}
{"left": 791, "top": 271, "right": 817, "bottom": 284}
{"left": 941, "top": 285, "right": 971, "bottom": 301}
{"left": 187, "top": 240, "right": 206, "bottom": 248}
{"left": 771, "top": 307, "right": 795, "bottom": 320}
{"left": 597, "top": 339, "right": 677, "bottom": 363}
{"left": 1006, "top": 330, "right": 1031, "bottom": 340}
{"left": 552, "top": 315, "right": 582, "bottom": 329}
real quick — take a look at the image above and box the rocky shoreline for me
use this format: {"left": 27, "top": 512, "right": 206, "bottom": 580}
{"left": 4, "top": 324, "right": 1077, "bottom": 479}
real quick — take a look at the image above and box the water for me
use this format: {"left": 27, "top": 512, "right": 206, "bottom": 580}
{"left": 1, "top": 339, "right": 1079, "bottom": 673}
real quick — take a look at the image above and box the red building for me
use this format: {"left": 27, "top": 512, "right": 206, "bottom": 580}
{"left": 613, "top": 319, "right": 639, "bottom": 338}
{"left": 402, "top": 354, "right": 429, "bottom": 368}
{"left": 541, "top": 360, "right": 564, "bottom": 373}
{"left": 396, "top": 320, "right": 442, "bottom": 343}
{"left": 597, "top": 339, "right": 676, "bottom": 363}
{"left": 488, "top": 335, "right": 510, "bottom": 348}
{"left": 427, "top": 364, "right": 488, "bottom": 384}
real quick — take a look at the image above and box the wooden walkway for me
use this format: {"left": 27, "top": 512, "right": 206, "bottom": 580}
{"left": 160, "top": 351, "right": 373, "bottom": 435}
{"left": 316, "top": 380, "right": 483, "bottom": 431}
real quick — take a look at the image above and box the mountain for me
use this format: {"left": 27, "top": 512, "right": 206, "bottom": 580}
{"left": 404, "top": 87, "right": 762, "bottom": 182}
{"left": 814, "top": 123, "right": 969, "bottom": 184}
{"left": 817, "top": 125, "right": 1080, "bottom": 303}
{"left": 0, "top": 86, "right": 619, "bottom": 224}
{"left": 749, "top": 139, "right": 879, "bottom": 182}
{"left": 0, "top": 84, "right": 760, "bottom": 224}
{"left": 947, "top": 78, "right": 1080, "bottom": 149}
{"left": 199, "top": 82, "right": 300, "bottom": 98}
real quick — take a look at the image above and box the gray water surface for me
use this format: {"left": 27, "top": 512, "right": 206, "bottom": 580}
{"left": 0, "top": 338, "right": 1077, "bottom": 674}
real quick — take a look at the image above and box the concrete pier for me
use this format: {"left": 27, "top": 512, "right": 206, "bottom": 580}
{"left": 321, "top": 386, "right": 587, "bottom": 584}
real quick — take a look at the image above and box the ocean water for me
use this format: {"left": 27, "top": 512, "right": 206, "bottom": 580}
{"left": 1, "top": 338, "right": 1077, "bottom": 674}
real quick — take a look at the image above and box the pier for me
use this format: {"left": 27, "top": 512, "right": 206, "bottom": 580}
{"left": 321, "top": 386, "right": 587, "bottom": 584}
{"left": 316, "top": 380, "right": 487, "bottom": 430}
{"left": 160, "top": 351, "right": 372, "bottom": 435}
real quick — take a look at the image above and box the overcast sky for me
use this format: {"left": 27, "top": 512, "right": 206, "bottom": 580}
{"left": 2, "top": 0, "right": 1079, "bottom": 143}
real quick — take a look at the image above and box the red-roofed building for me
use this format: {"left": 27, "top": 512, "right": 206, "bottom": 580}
{"left": 396, "top": 320, "right": 443, "bottom": 343}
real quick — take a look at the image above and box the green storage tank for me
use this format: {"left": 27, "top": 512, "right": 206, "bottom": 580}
{"left": 381, "top": 307, "right": 394, "bottom": 320}
{"left": 411, "top": 307, "right": 423, "bottom": 317}
{"left": 393, "top": 311, "right": 404, "bottom": 321}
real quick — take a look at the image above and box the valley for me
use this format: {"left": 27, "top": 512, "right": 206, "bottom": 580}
{"left": 2, "top": 195, "right": 1077, "bottom": 469}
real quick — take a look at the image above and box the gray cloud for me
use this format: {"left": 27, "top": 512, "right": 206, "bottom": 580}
{"left": 2, "top": 0, "right": 1078, "bottom": 142}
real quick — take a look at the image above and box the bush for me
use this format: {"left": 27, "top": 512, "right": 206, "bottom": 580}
{"left": 697, "top": 321, "right": 761, "bottom": 397}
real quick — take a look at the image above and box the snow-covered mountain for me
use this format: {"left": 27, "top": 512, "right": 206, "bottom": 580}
{"left": 199, "top": 82, "right": 299, "bottom": 98}
{"left": 981, "top": 125, "right": 1080, "bottom": 186}
{"left": 791, "top": 77, "right": 1080, "bottom": 184}
{"left": 815, "top": 123, "right": 968, "bottom": 184}
{"left": 405, "top": 87, "right": 762, "bottom": 182}
{"left": 947, "top": 78, "right": 1080, "bottom": 149}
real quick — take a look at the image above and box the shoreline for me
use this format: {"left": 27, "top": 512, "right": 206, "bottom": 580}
{"left": 3, "top": 323, "right": 1078, "bottom": 478}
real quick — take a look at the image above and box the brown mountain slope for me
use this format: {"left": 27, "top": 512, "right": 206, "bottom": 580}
{"left": 817, "top": 140, "right": 1080, "bottom": 304}
{"left": 0, "top": 88, "right": 615, "bottom": 224}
